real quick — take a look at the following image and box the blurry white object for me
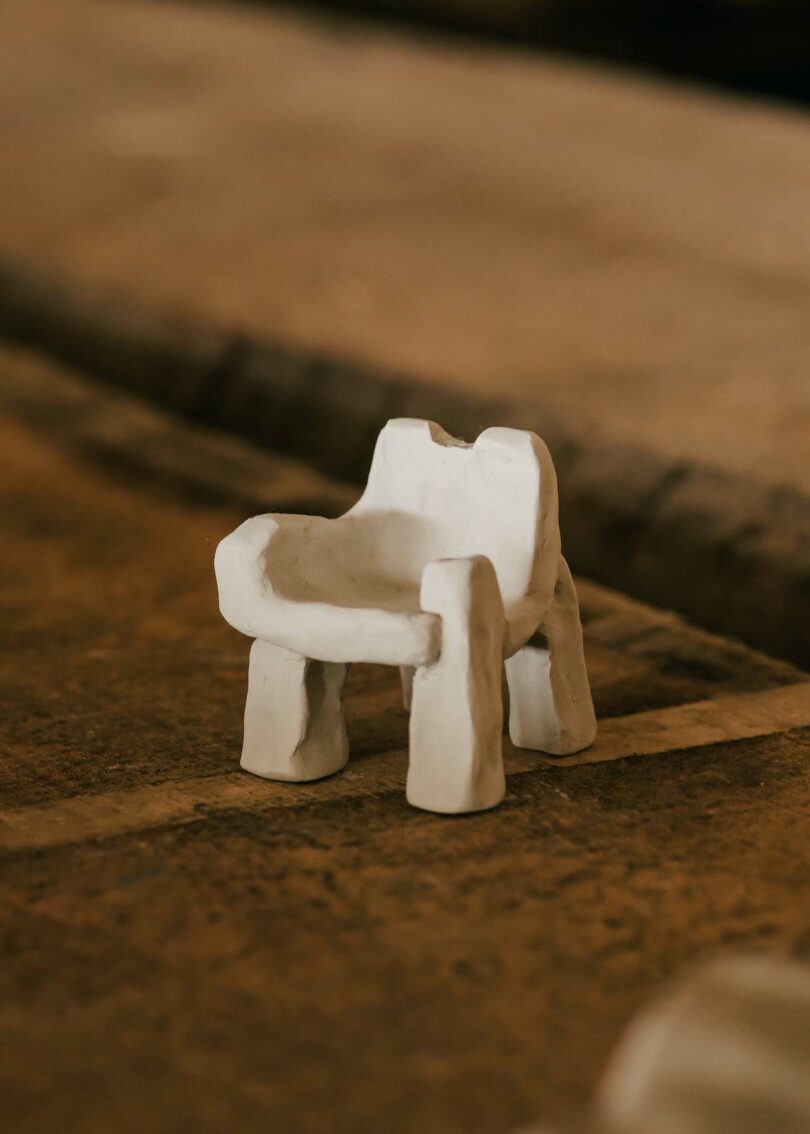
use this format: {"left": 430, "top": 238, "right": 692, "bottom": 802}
{"left": 596, "top": 954, "right": 810, "bottom": 1134}
{"left": 215, "top": 418, "right": 595, "bottom": 813}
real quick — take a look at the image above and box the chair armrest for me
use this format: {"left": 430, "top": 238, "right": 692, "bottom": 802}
{"left": 419, "top": 555, "right": 505, "bottom": 657}
{"left": 214, "top": 513, "right": 297, "bottom": 640}
{"left": 503, "top": 591, "right": 551, "bottom": 657}
{"left": 418, "top": 555, "right": 554, "bottom": 660}
{"left": 216, "top": 514, "right": 442, "bottom": 666}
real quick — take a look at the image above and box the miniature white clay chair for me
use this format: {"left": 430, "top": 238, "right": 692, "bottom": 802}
{"left": 215, "top": 419, "right": 596, "bottom": 813}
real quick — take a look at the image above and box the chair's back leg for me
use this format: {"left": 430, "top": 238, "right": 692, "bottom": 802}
{"left": 505, "top": 557, "right": 596, "bottom": 756}
{"left": 241, "top": 639, "right": 349, "bottom": 781}
{"left": 407, "top": 556, "right": 506, "bottom": 814}
{"left": 399, "top": 666, "right": 415, "bottom": 710}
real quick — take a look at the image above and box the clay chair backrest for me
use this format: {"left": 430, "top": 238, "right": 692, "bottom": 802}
{"left": 353, "top": 419, "right": 560, "bottom": 606}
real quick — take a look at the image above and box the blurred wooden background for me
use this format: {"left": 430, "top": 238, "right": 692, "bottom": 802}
{"left": 2, "top": 0, "right": 808, "bottom": 662}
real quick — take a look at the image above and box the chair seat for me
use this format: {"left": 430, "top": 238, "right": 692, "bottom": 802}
{"left": 215, "top": 513, "right": 443, "bottom": 667}
{"left": 215, "top": 509, "right": 548, "bottom": 665}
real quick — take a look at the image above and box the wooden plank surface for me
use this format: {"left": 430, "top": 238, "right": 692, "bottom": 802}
{"left": 3, "top": 682, "right": 809, "bottom": 854}
{"left": 1, "top": 345, "right": 808, "bottom": 1133}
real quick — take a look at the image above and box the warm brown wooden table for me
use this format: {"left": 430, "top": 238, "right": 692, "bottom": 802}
{"left": 2, "top": 346, "right": 808, "bottom": 1134}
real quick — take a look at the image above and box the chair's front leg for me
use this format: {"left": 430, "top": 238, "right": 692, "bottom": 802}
{"left": 241, "top": 640, "right": 349, "bottom": 781}
{"left": 407, "top": 556, "right": 506, "bottom": 814}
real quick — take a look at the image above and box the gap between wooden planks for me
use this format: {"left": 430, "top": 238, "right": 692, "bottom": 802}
{"left": 2, "top": 682, "right": 808, "bottom": 853}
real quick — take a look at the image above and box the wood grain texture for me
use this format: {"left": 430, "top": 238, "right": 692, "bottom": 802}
{"left": 1, "top": 346, "right": 808, "bottom": 1133}
{"left": 3, "top": 682, "right": 808, "bottom": 853}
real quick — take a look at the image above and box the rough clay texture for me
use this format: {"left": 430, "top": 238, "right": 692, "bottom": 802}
{"left": 408, "top": 555, "right": 506, "bottom": 813}
{"left": 1, "top": 349, "right": 808, "bottom": 1134}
